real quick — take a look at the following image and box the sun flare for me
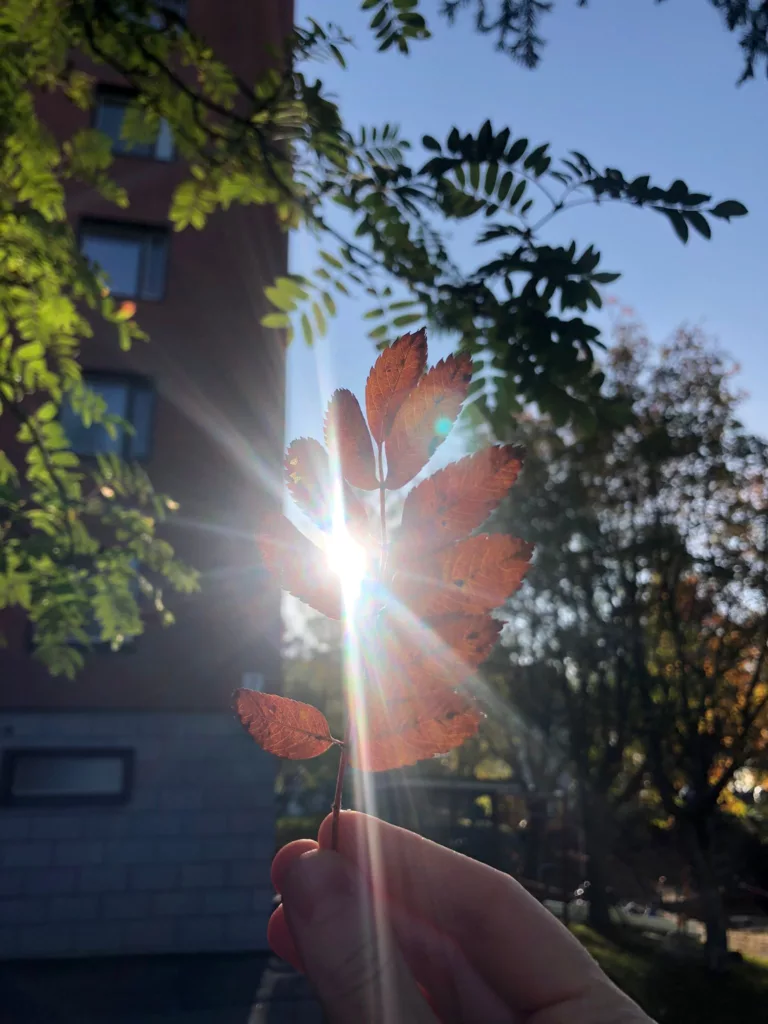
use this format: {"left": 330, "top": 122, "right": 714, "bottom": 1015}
{"left": 326, "top": 528, "right": 368, "bottom": 601}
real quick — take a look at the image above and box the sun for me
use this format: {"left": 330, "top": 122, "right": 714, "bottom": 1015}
{"left": 325, "top": 527, "right": 368, "bottom": 602}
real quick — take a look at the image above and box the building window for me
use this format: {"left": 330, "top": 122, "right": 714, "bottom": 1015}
{"left": 150, "top": 0, "right": 188, "bottom": 26}
{"left": 94, "top": 90, "right": 175, "bottom": 162}
{"left": 61, "top": 373, "right": 155, "bottom": 460}
{"left": 0, "top": 749, "right": 134, "bottom": 807}
{"left": 81, "top": 221, "right": 169, "bottom": 300}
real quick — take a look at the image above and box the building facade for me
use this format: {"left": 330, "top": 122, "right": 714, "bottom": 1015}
{"left": 0, "top": 0, "right": 290, "bottom": 958}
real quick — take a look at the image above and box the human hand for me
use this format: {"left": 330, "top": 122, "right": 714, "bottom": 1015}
{"left": 269, "top": 810, "right": 652, "bottom": 1024}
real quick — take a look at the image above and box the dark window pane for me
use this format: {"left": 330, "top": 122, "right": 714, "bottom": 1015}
{"left": 95, "top": 94, "right": 170, "bottom": 159}
{"left": 81, "top": 224, "right": 169, "bottom": 301}
{"left": 143, "top": 233, "right": 168, "bottom": 299}
{"left": 61, "top": 380, "right": 127, "bottom": 456}
{"left": 82, "top": 232, "right": 142, "bottom": 298}
{"left": 155, "top": 119, "right": 174, "bottom": 161}
{"left": 129, "top": 385, "right": 154, "bottom": 459}
{"left": 61, "top": 376, "right": 155, "bottom": 460}
{"left": 10, "top": 754, "right": 126, "bottom": 798}
{"left": 94, "top": 99, "right": 126, "bottom": 147}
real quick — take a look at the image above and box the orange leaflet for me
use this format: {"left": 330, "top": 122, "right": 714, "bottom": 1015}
{"left": 284, "top": 437, "right": 368, "bottom": 536}
{"left": 430, "top": 613, "right": 503, "bottom": 668}
{"left": 116, "top": 300, "right": 137, "bottom": 320}
{"left": 367, "top": 611, "right": 500, "bottom": 694}
{"left": 257, "top": 512, "right": 342, "bottom": 619}
{"left": 365, "top": 328, "right": 427, "bottom": 445}
{"left": 396, "top": 444, "right": 525, "bottom": 555}
{"left": 384, "top": 352, "right": 473, "bottom": 489}
{"left": 235, "top": 690, "right": 337, "bottom": 759}
{"left": 351, "top": 688, "right": 482, "bottom": 772}
{"left": 394, "top": 533, "right": 534, "bottom": 618}
{"left": 324, "top": 389, "right": 378, "bottom": 490}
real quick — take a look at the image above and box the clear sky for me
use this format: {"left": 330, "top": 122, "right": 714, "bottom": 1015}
{"left": 287, "top": 0, "right": 767, "bottom": 450}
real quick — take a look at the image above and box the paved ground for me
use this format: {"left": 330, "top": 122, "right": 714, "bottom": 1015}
{"left": 0, "top": 953, "right": 324, "bottom": 1023}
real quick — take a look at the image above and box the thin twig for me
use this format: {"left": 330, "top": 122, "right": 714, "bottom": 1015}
{"left": 330, "top": 721, "right": 350, "bottom": 852}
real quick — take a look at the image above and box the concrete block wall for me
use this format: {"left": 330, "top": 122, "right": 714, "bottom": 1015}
{"left": 0, "top": 712, "right": 275, "bottom": 959}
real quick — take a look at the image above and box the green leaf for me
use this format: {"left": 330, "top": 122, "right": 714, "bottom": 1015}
{"left": 709, "top": 200, "right": 748, "bottom": 220}
{"left": 496, "top": 171, "right": 514, "bottom": 202}
{"left": 484, "top": 163, "right": 499, "bottom": 196}
{"left": 509, "top": 180, "right": 526, "bottom": 206}
{"left": 685, "top": 211, "right": 712, "bottom": 240}
{"left": 392, "top": 313, "right": 422, "bottom": 328}
{"left": 312, "top": 301, "right": 327, "bottom": 336}
{"left": 506, "top": 138, "right": 528, "bottom": 164}
{"left": 319, "top": 251, "right": 344, "bottom": 269}
{"left": 422, "top": 135, "right": 441, "bottom": 151}
{"left": 301, "top": 312, "right": 313, "bottom": 345}
{"left": 661, "top": 209, "right": 689, "bottom": 244}
{"left": 262, "top": 312, "right": 291, "bottom": 328}
{"left": 264, "top": 286, "right": 297, "bottom": 313}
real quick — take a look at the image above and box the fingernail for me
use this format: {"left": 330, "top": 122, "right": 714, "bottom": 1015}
{"left": 282, "top": 851, "right": 356, "bottom": 925}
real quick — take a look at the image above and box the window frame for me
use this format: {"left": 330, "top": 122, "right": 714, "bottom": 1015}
{"left": 61, "top": 370, "right": 156, "bottom": 462}
{"left": 79, "top": 219, "right": 170, "bottom": 301}
{"left": 0, "top": 748, "right": 135, "bottom": 808}
{"left": 92, "top": 86, "right": 176, "bottom": 163}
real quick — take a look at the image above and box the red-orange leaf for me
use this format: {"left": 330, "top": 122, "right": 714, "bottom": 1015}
{"left": 365, "top": 328, "right": 427, "bottom": 445}
{"left": 257, "top": 512, "right": 341, "bottom": 619}
{"left": 235, "top": 690, "right": 336, "bottom": 759}
{"left": 394, "top": 533, "right": 533, "bottom": 617}
{"left": 396, "top": 445, "right": 525, "bottom": 555}
{"left": 351, "top": 688, "right": 481, "bottom": 771}
{"left": 324, "top": 389, "right": 378, "bottom": 490}
{"left": 284, "top": 437, "right": 368, "bottom": 535}
{"left": 430, "top": 613, "right": 502, "bottom": 667}
{"left": 384, "top": 352, "right": 473, "bottom": 489}
{"left": 369, "top": 612, "right": 499, "bottom": 695}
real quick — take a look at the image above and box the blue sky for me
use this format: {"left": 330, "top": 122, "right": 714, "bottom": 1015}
{"left": 287, "top": 0, "right": 767, "bottom": 449}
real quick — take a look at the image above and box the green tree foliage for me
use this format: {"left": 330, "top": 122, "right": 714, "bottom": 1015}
{"left": 492, "top": 324, "right": 768, "bottom": 959}
{"left": 0, "top": 0, "right": 746, "bottom": 674}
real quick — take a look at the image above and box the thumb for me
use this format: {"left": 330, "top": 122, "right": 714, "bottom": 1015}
{"left": 281, "top": 849, "right": 439, "bottom": 1024}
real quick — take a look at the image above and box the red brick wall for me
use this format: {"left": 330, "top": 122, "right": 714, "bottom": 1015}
{"left": 0, "top": 0, "right": 292, "bottom": 710}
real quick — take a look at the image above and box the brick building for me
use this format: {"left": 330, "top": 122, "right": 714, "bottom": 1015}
{"left": 0, "top": 0, "right": 290, "bottom": 958}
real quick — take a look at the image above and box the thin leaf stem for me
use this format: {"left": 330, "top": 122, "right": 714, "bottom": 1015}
{"left": 330, "top": 719, "right": 350, "bottom": 852}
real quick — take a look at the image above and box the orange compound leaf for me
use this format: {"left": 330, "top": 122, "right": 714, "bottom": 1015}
{"left": 431, "top": 613, "right": 502, "bottom": 668}
{"left": 395, "top": 533, "right": 534, "bottom": 618}
{"left": 365, "top": 328, "right": 427, "bottom": 445}
{"left": 384, "top": 352, "right": 473, "bottom": 489}
{"left": 397, "top": 445, "right": 525, "bottom": 555}
{"left": 257, "top": 512, "right": 342, "bottom": 619}
{"left": 324, "top": 389, "right": 378, "bottom": 490}
{"left": 235, "top": 690, "right": 337, "bottom": 760}
{"left": 370, "top": 613, "right": 498, "bottom": 695}
{"left": 351, "top": 688, "right": 481, "bottom": 772}
{"left": 284, "top": 437, "right": 368, "bottom": 536}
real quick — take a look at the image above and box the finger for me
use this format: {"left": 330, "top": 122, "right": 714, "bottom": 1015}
{"left": 272, "top": 845, "right": 513, "bottom": 1023}
{"left": 386, "top": 902, "right": 516, "bottom": 1024}
{"left": 272, "top": 868, "right": 514, "bottom": 1024}
{"left": 272, "top": 838, "right": 318, "bottom": 893}
{"left": 267, "top": 904, "right": 303, "bottom": 970}
{"left": 281, "top": 849, "right": 439, "bottom": 1024}
{"left": 317, "top": 811, "right": 603, "bottom": 1014}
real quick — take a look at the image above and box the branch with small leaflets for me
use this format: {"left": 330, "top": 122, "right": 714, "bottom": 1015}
{"left": 234, "top": 329, "right": 532, "bottom": 848}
